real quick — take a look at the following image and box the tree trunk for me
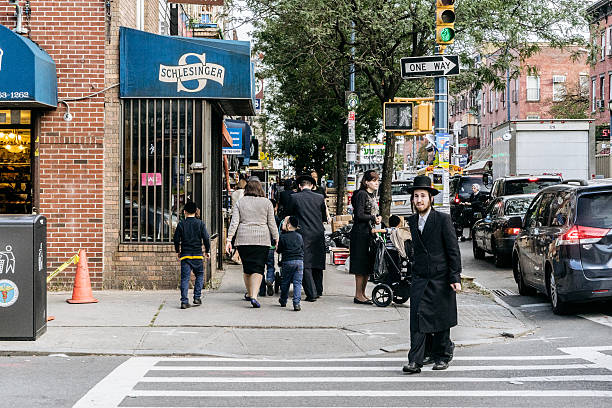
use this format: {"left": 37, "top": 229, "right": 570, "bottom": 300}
{"left": 335, "top": 127, "right": 347, "bottom": 216}
{"left": 379, "top": 130, "right": 396, "bottom": 225}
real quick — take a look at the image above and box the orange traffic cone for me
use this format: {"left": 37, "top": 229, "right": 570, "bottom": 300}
{"left": 66, "top": 249, "right": 98, "bottom": 304}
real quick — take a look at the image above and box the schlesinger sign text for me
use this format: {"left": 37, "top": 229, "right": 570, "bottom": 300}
{"left": 159, "top": 52, "right": 225, "bottom": 93}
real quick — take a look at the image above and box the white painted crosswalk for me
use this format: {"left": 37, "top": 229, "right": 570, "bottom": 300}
{"left": 73, "top": 346, "right": 612, "bottom": 408}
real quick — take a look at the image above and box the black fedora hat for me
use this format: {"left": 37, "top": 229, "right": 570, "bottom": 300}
{"left": 296, "top": 174, "right": 316, "bottom": 186}
{"left": 408, "top": 175, "right": 439, "bottom": 196}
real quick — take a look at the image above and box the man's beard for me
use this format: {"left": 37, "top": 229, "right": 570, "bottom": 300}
{"left": 416, "top": 201, "right": 431, "bottom": 215}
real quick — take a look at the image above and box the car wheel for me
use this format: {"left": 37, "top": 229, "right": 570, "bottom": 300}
{"left": 493, "top": 241, "right": 505, "bottom": 268}
{"left": 515, "top": 254, "right": 536, "bottom": 296}
{"left": 549, "top": 271, "right": 570, "bottom": 315}
{"left": 472, "top": 238, "right": 486, "bottom": 260}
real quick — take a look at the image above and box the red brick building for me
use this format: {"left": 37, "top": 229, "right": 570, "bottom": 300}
{"left": 0, "top": 1, "right": 253, "bottom": 290}
{"left": 450, "top": 45, "right": 589, "bottom": 160}
{"left": 588, "top": 1, "right": 612, "bottom": 134}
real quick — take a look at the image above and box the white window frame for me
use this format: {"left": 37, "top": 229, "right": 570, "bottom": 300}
{"left": 526, "top": 76, "right": 540, "bottom": 101}
{"left": 552, "top": 75, "right": 566, "bottom": 102}
{"left": 602, "top": 31, "right": 606, "bottom": 61}
{"left": 136, "top": 0, "right": 145, "bottom": 31}
{"left": 592, "top": 78, "right": 597, "bottom": 112}
{"left": 579, "top": 73, "right": 589, "bottom": 98}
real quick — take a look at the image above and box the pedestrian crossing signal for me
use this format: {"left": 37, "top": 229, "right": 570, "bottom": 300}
{"left": 383, "top": 102, "right": 413, "bottom": 131}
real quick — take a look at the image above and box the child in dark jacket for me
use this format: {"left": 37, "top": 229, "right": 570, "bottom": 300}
{"left": 173, "top": 201, "right": 210, "bottom": 309}
{"left": 276, "top": 216, "right": 304, "bottom": 311}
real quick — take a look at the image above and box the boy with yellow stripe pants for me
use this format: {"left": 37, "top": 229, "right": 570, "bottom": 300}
{"left": 173, "top": 202, "right": 211, "bottom": 309}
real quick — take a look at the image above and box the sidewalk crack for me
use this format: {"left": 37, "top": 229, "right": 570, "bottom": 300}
{"left": 148, "top": 300, "right": 165, "bottom": 327}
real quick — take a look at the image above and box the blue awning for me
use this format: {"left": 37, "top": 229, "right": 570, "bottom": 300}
{"left": 120, "top": 27, "right": 255, "bottom": 116}
{"left": 0, "top": 24, "right": 57, "bottom": 108}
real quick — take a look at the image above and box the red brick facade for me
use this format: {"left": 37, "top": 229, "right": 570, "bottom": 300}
{"left": 0, "top": 2, "right": 106, "bottom": 288}
{"left": 588, "top": 1, "right": 612, "bottom": 128}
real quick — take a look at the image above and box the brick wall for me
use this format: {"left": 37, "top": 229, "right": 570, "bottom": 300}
{"left": 1, "top": 2, "right": 106, "bottom": 289}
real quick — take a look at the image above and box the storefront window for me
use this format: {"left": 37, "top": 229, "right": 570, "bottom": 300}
{"left": 121, "top": 100, "right": 208, "bottom": 243}
{"left": 0, "top": 110, "right": 33, "bottom": 214}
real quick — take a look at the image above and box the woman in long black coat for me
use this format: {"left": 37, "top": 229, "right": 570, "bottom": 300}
{"left": 349, "top": 170, "right": 382, "bottom": 304}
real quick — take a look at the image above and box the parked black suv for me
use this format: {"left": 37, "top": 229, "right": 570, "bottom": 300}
{"left": 489, "top": 175, "right": 562, "bottom": 202}
{"left": 510, "top": 179, "right": 612, "bottom": 314}
{"left": 449, "top": 174, "right": 490, "bottom": 237}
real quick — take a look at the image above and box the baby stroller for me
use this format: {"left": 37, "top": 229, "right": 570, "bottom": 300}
{"left": 369, "top": 227, "right": 412, "bottom": 307}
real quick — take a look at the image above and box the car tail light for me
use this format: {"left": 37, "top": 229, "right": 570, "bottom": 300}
{"left": 454, "top": 194, "right": 460, "bottom": 204}
{"left": 528, "top": 177, "right": 539, "bottom": 182}
{"left": 505, "top": 228, "right": 521, "bottom": 235}
{"left": 557, "top": 225, "right": 611, "bottom": 245}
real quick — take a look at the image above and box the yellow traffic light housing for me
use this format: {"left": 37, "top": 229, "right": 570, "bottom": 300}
{"left": 414, "top": 103, "right": 433, "bottom": 133}
{"left": 436, "top": 0, "right": 455, "bottom": 45}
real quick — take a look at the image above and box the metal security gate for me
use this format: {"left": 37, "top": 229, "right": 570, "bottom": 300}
{"left": 121, "top": 99, "right": 206, "bottom": 243}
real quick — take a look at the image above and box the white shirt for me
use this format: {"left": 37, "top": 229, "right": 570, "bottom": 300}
{"left": 418, "top": 208, "right": 431, "bottom": 233}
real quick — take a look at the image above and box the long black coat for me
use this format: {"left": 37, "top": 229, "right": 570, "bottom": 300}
{"left": 287, "top": 189, "right": 327, "bottom": 269}
{"left": 407, "top": 210, "right": 462, "bottom": 333}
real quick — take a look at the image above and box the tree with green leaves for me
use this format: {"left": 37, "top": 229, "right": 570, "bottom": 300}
{"left": 242, "top": 0, "right": 588, "bottom": 221}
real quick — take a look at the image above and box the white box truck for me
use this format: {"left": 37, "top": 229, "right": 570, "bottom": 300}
{"left": 491, "top": 119, "right": 595, "bottom": 180}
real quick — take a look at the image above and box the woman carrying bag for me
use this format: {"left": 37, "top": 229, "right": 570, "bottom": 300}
{"left": 349, "top": 170, "right": 382, "bottom": 304}
{"left": 226, "top": 179, "right": 279, "bottom": 308}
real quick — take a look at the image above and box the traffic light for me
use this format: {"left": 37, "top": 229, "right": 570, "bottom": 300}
{"left": 414, "top": 103, "right": 433, "bottom": 132}
{"left": 383, "top": 102, "right": 413, "bottom": 131}
{"left": 436, "top": 0, "right": 455, "bottom": 45}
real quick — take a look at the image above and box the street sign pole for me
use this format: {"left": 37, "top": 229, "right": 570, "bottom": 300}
{"left": 434, "top": 47, "right": 450, "bottom": 206}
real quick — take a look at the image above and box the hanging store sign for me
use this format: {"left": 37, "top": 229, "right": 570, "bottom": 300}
{"left": 223, "top": 127, "right": 243, "bottom": 155}
{"left": 120, "top": 27, "right": 254, "bottom": 115}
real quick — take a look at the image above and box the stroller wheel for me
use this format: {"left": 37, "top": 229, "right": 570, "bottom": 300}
{"left": 372, "top": 284, "right": 393, "bottom": 307}
{"left": 393, "top": 294, "right": 409, "bottom": 304}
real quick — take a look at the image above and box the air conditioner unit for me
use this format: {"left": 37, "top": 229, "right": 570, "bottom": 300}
{"left": 552, "top": 75, "right": 566, "bottom": 83}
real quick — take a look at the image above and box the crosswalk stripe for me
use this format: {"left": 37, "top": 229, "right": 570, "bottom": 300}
{"left": 152, "top": 355, "right": 579, "bottom": 362}
{"left": 578, "top": 313, "right": 612, "bottom": 328}
{"left": 127, "top": 390, "right": 612, "bottom": 397}
{"left": 148, "top": 363, "right": 596, "bottom": 371}
{"left": 137, "top": 374, "right": 612, "bottom": 383}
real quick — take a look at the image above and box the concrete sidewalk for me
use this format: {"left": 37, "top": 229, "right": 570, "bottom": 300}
{"left": 0, "top": 260, "right": 531, "bottom": 358}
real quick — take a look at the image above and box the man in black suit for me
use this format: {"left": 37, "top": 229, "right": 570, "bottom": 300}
{"left": 287, "top": 174, "right": 328, "bottom": 301}
{"left": 403, "top": 175, "right": 462, "bottom": 374}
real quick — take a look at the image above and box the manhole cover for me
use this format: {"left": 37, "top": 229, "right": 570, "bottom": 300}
{"left": 492, "top": 289, "right": 518, "bottom": 297}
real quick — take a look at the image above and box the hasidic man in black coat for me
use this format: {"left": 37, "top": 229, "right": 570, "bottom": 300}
{"left": 403, "top": 175, "right": 462, "bottom": 374}
{"left": 286, "top": 174, "right": 328, "bottom": 301}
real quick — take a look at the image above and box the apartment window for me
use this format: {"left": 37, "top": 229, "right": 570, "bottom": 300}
{"left": 481, "top": 92, "right": 486, "bottom": 116}
{"left": 489, "top": 88, "right": 493, "bottom": 112}
{"left": 579, "top": 73, "right": 589, "bottom": 97}
{"left": 526, "top": 76, "right": 540, "bottom": 101}
{"left": 601, "top": 31, "right": 606, "bottom": 61}
{"left": 600, "top": 75, "right": 605, "bottom": 101}
{"left": 609, "top": 73, "right": 612, "bottom": 101}
{"left": 494, "top": 90, "right": 499, "bottom": 111}
{"left": 608, "top": 27, "right": 612, "bottom": 57}
{"left": 552, "top": 75, "right": 566, "bottom": 102}
{"left": 592, "top": 78, "right": 596, "bottom": 112}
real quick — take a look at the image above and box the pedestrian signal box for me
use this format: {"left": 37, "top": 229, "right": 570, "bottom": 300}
{"left": 383, "top": 102, "right": 413, "bottom": 131}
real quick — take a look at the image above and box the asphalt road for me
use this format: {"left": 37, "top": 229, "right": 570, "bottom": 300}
{"left": 4, "top": 239, "right": 612, "bottom": 407}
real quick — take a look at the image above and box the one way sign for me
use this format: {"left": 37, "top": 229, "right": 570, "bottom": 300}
{"left": 400, "top": 55, "right": 459, "bottom": 79}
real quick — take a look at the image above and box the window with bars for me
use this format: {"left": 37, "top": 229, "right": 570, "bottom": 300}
{"left": 121, "top": 99, "right": 209, "bottom": 243}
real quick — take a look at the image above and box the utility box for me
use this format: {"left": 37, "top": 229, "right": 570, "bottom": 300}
{"left": 0, "top": 215, "right": 47, "bottom": 340}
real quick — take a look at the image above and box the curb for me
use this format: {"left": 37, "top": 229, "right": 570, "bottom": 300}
{"left": 471, "top": 280, "right": 537, "bottom": 339}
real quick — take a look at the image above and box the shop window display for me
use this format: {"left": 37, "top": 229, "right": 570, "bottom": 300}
{"left": 0, "top": 110, "right": 33, "bottom": 214}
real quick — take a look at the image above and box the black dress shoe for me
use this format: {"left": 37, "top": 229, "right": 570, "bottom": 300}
{"left": 432, "top": 361, "right": 449, "bottom": 370}
{"left": 402, "top": 363, "right": 421, "bottom": 374}
{"left": 305, "top": 297, "right": 317, "bottom": 302}
{"left": 193, "top": 298, "right": 202, "bottom": 306}
{"left": 422, "top": 356, "right": 434, "bottom": 365}
{"left": 180, "top": 303, "right": 190, "bottom": 309}
{"left": 354, "top": 297, "right": 373, "bottom": 305}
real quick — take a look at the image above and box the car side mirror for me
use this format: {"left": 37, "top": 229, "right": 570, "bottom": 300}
{"left": 507, "top": 216, "right": 523, "bottom": 229}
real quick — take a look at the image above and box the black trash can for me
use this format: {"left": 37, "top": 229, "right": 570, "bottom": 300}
{"left": 0, "top": 215, "right": 47, "bottom": 340}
